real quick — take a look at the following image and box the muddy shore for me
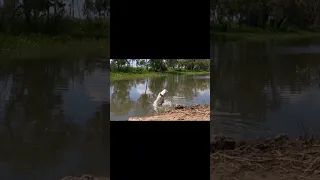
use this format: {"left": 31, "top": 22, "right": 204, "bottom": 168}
{"left": 128, "top": 104, "right": 210, "bottom": 121}
{"left": 61, "top": 175, "right": 108, "bottom": 180}
{"left": 211, "top": 135, "right": 320, "bottom": 180}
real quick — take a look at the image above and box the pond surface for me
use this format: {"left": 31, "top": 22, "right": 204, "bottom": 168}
{"left": 0, "top": 59, "right": 109, "bottom": 179}
{"left": 211, "top": 38, "right": 320, "bottom": 140}
{"left": 110, "top": 74, "right": 210, "bottom": 121}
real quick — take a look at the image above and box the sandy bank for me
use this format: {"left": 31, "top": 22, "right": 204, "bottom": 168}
{"left": 128, "top": 104, "right": 210, "bottom": 121}
{"left": 211, "top": 135, "right": 320, "bottom": 180}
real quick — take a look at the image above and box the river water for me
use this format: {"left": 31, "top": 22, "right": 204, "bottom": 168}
{"left": 211, "top": 38, "right": 320, "bottom": 140}
{"left": 110, "top": 74, "right": 210, "bottom": 121}
{"left": 0, "top": 59, "right": 109, "bottom": 180}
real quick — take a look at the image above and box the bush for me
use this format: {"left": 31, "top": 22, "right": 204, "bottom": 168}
{"left": 0, "top": 17, "right": 109, "bottom": 39}
{"left": 135, "top": 67, "right": 145, "bottom": 73}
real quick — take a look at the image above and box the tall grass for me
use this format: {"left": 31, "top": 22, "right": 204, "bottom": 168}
{"left": 0, "top": 35, "right": 109, "bottom": 62}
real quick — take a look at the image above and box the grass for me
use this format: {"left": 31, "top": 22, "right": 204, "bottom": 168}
{"left": 0, "top": 34, "right": 109, "bottom": 63}
{"left": 213, "top": 31, "right": 320, "bottom": 42}
{"left": 110, "top": 69, "right": 210, "bottom": 81}
{"left": 211, "top": 23, "right": 320, "bottom": 42}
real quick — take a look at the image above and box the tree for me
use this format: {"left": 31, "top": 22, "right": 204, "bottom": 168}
{"left": 165, "top": 59, "right": 178, "bottom": 69}
{"left": 210, "top": 0, "right": 320, "bottom": 30}
{"left": 0, "top": 0, "right": 108, "bottom": 36}
{"left": 149, "top": 59, "right": 167, "bottom": 72}
{"left": 112, "top": 59, "right": 128, "bottom": 69}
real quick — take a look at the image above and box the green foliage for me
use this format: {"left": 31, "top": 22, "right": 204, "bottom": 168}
{"left": 210, "top": 0, "right": 320, "bottom": 32}
{"left": 149, "top": 59, "right": 167, "bottom": 72}
{"left": 0, "top": 35, "right": 109, "bottom": 62}
{"left": 0, "top": 0, "right": 109, "bottom": 38}
{"left": 110, "top": 59, "right": 211, "bottom": 73}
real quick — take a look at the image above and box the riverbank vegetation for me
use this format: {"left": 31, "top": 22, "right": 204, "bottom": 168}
{"left": 210, "top": 0, "right": 320, "bottom": 40}
{"left": 0, "top": 0, "right": 109, "bottom": 61}
{"left": 0, "top": 35, "right": 108, "bottom": 62}
{"left": 1, "top": 0, "right": 109, "bottom": 38}
{"left": 110, "top": 59, "right": 210, "bottom": 80}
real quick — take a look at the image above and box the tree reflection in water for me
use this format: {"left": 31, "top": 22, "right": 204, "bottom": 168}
{"left": 212, "top": 40, "right": 320, "bottom": 139}
{"left": 110, "top": 74, "right": 210, "bottom": 120}
{"left": 0, "top": 59, "right": 109, "bottom": 179}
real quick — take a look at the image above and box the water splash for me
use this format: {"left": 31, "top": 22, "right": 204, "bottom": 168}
{"left": 152, "top": 100, "right": 174, "bottom": 113}
{"left": 151, "top": 95, "right": 198, "bottom": 114}
{"left": 162, "top": 100, "right": 173, "bottom": 107}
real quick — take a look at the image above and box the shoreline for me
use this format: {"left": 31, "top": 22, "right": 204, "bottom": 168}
{"left": 211, "top": 135, "right": 320, "bottom": 180}
{"left": 128, "top": 104, "right": 210, "bottom": 121}
{"left": 0, "top": 34, "right": 109, "bottom": 43}
{"left": 110, "top": 71, "right": 210, "bottom": 81}
{"left": 0, "top": 35, "right": 109, "bottom": 62}
{"left": 212, "top": 31, "right": 320, "bottom": 41}
{"left": 211, "top": 27, "right": 320, "bottom": 41}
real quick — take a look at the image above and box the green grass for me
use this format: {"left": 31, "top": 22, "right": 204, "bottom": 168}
{"left": 0, "top": 34, "right": 109, "bottom": 63}
{"left": 3, "top": 19, "right": 109, "bottom": 38}
{"left": 110, "top": 70, "right": 210, "bottom": 81}
{"left": 211, "top": 23, "right": 320, "bottom": 42}
{"left": 212, "top": 31, "right": 320, "bottom": 42}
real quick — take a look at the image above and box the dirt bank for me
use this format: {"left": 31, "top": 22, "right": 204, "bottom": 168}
{"left": 211, "top": 135, "right": 320, "bottom": 180}
{"left": 61, "top": 175, "right": 108, "bottom": 180}
{"left": 128, "top": 104, "right": 210, "bottom": 121}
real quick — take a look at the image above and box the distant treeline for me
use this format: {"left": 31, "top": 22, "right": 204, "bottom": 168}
{"left": 0, "top": 0, "right": 109, "bottom": 38}
{"left": 111, "top": 59, "right": 210, "bottom": 72}
{"left": 211, "top": 0, "right": 320, "bottom": 31}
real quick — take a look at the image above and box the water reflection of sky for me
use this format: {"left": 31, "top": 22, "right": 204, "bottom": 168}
{"left": 0, "top": 67, "right": 108, "bottom": 126}
{"left": 196, "top": 89, "right": 210, "bottom": 104}
{"left": 265, "top": 86, "right": 320, "bottom": 138}
{"left": 110, "top": 75, "right": 211, "bottom": 121}
{"left": 212, "top": 86, "right": 320, "bottom": 140}
{"left": 135, "top": 83, "right": 153, "bottom": 94}
{"left": 62, "top": 68, "right": 108, "bottom": 126}
{"left": 211, "top": 39, "right": 320, "bottom": 139}
{"left": 62, "top": 82, "right": 100, "bottom": 126}
{"left": 123, "top": 81, "right": 210, "bottom": 104}
{"left": 0, "top": 62, "right": 109, "bottom": 180}
{"left": 130, "top": 83, "right": 153, "bottom": 102}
